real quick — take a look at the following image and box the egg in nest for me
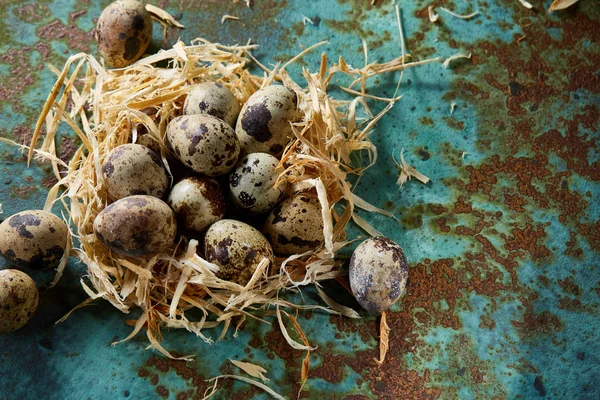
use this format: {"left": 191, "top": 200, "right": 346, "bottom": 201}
{"left": 204, "top": 219, "right": 274, "bottom": 285}
{"left": 263, "top": 194, "right": 324, "bottom": 255}
{"left": 229, "top": 153, "right": 287, "bottom": 214}
{"left": 167, "top": 114, "right": 240, "bottom": 176}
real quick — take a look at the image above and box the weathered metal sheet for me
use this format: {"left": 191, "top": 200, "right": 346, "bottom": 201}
{"left": 1, "top": 0, "right": 598, "bottom": 398}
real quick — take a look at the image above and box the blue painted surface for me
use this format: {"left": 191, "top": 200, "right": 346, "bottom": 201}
{"left": 1, "top": 0, "right": 599, "bottom": 399}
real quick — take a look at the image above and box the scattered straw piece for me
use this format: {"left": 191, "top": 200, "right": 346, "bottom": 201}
{"left": 221, "top": 14, "right": 240, "bottom": 24}
{"left": 230, "top": 359, "right": 270, "bottom": 382}
{"left": 442, "top": 52, "right": 472, "bottom": 69}
{"left": 393, "top": 148, "right": 431, "bottom": 188}
{"left": 299, "top": 351, "right": 311, "bottom": 396}
{"left": 428, "top": 6, "right": 439, "bottom": 22}
{"left": 302, "top": 15, "right": 318, "bottom": 26}
{"left": 549, "top": 0, "right": 580, "bottom": 12}
{"left": 440, "top": 7, "right": 479, "bottom": 19}
{"left": 375, "top": 311, "right": 391, "bottom": 365}
{"left": 207, "top": 375, "right": 284, "bottom": 399}
{"left": 517, "top": 0, "right": 533, "bottom": 9}
{"left": 145, "top": 4, "right": 185, "bottom": 28}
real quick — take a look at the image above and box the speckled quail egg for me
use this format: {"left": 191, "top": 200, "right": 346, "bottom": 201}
{"left": 102, "top": 144, "right": 169, "bottom": 200}
{"left": 229, "top": 153, "right": 287, "bottom": 214}
{"left": 167, "top": 114, "right": 240, "bottom": 176}
{"left": 235, "top": 85, "right": 300, "bottom": 155}
{"left": 95, "top": 0, "right": 153, "bottom": 68}
{"left": 0, "top": 210, "right": 68, "bottom": 269}
{"left": 204, "top": 219, "right": 274, "bottom": 285}
{"left": 134, "top": 133, "right": 162, "bottom": 155}
{"left": 183, "top": 82, "right": 241, "bottom": 127}
{"left": 263, "top": 194, "right": 324, "bottom": 255}
{"left": 349, "top": 236, "right": 409, "bottom": 313}
{"left": 168, "top": 177, "right": 226, "bottom": 233}
{"left": 0, "top": 269, "right": 39, "bottom": 334}
{"left": 93, "top": 195, "right": 177, "bottom": 257}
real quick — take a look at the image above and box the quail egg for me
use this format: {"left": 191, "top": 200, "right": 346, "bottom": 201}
{"left": 0, "top": 210, "right": 68, "bottom": 269}
{"left": 183, "top": 82, "right": 240, "bottom": 127}
{"left": 102, "top": 144, "right": 169, "bottom": 200}
{"left": 167, "top": 114, "right": 240, "bottom": 176}
{"left": 204, "top": 219, "right": 274, "bottom": 285}
{"left": 0, "top": 269, "right": 39, "bottom": 334}
{"left": 168, "top": 177, "right": 226, "bottom": 233}
{"left": 95, "top": 0, "right": 153, "bottom": 68}
{"left": 263, "top": 194, "right": 324, "bottom": 255}
{"left": 229, "top": 153, "right": 287, "bottom": 214}
{"left": 235, "top": 85, "right": 300, "bottom": 155}
{"left": 349, "top": 236, "right": 409, "bottom": 313}
{"left": 93, "top": 195, "right": 177, "bottom": 257}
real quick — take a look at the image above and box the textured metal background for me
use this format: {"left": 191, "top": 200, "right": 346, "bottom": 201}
{"left": 1, "top": 0, "right": 599, "bottom": 399}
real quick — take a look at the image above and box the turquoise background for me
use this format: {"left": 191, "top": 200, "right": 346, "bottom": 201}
{"left": 1, "top": 0, "right": 599, "bottom": 399}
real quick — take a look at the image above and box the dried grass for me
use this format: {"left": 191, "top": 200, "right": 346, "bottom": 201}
{"left": 27, "top": 24, "right": 438, "bottom": 360}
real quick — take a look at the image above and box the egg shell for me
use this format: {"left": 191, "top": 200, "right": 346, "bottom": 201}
{"left": 204, "top": 219, "right": 274, "bottom": 285}
{"left": 0, "top": 269, "right": 39, "bottom": 334}
{"left": 263, "top": 194, "right": 324, "bottom": 255}
{"left": 168, "top": 177, "right": 226, "bottom": 233}
{"left": 235, "top": 85, "right": 299, "bottom": 156}
{"left": 0, "top": 210, "right": 68, "bottom": 269}
{"left": 134, "top": 133, "right": 162, "bottom": 155}
{"left": 183, "top": 82, "right": 240, "bottom": 127}
{"left": 93, "top": 195, "right": 177, "bottom": 257}
{"left": 229, "top": 153, "right": 287, "bottom": 214}
{"left": 95, "top": 0, "right": 153, "bottom": 68}
{"left": 102, "top": 144, "right": 169, "bottom": 200}
{"left": 349, "top": 236, "right": 408, "bottom": 313}
{"left": 167, "top": 114, "right": 240, "bottom": 176}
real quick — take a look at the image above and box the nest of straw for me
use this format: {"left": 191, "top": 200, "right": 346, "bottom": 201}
{"left": 23, "top": 31, "right": 441, "bottom": 360}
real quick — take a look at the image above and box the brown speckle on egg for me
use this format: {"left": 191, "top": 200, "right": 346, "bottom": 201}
{"left": 0, "top": 210, "right": 68, "bottom": 269}
{"left": 167, "top": 114, "right": 240, "bottom": 176}
{"left": 168, "top": 177, "right": 226, "bottom": 233}
{"left": 349, "top": 236, "right": 408, "bottom": 313}
{"left": 204, "top": 219, "right": 273, "bottom": 285}
{"left": 263, "top": 194, "right": 324, "bottom": 255}
{"left": 229, "top": 153, "right": 287, "bottom": 214}
{"left": 183, "top": 82, "right": 241, "bottom": 127}
{"left": 93, "top": 195, "right": 176, "bottom": 257}
{"left": 102, "top": 144, "right": 169, "bottom": 201}
{"left": 235, "top": 85, "right": 300, "bottom": 156}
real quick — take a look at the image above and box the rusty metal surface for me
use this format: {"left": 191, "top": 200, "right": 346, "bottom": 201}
{"left": 1, "top": 0, "right": 599, "bottom": 399}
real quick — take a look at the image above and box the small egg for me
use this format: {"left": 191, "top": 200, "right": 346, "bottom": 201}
{"left": 168, "top": 177, "right": 226, "bottom": 233}
{"left": 183, "top": 82, "right": 240, "bottom": 127}
{"left": 204, "top": 219, "right": 274, "bottom": 285}
{"left": 0, "top": 269, "right": 39, "bottom": 334}
{"left": 235, "top": 85, "right": 300, "bottom": 155}
{"left": 229, "top": 153, "right": 287, "bottom": 214}
{"left": 134, "top": 133, "right": 162, "bottom": 155}
{"left": 95, "top": 0, "right": 153, "bottom": 68}
{"left": 102, "top": 144, "right": 169, "bottom": 200}
{"left": 0, "top": 210, "right": 68, "bottom": 269}
{"left": 94, "top": 195, "right": 177, "bottom": 257}
{"left": 167, "top": 114, "right": 240, "bottom": 176}
{"left": 263, "top": 194, "right": 324, "bottom": 255}
{"left": 349, "top": 236, "right": 409, "bottom": 313}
